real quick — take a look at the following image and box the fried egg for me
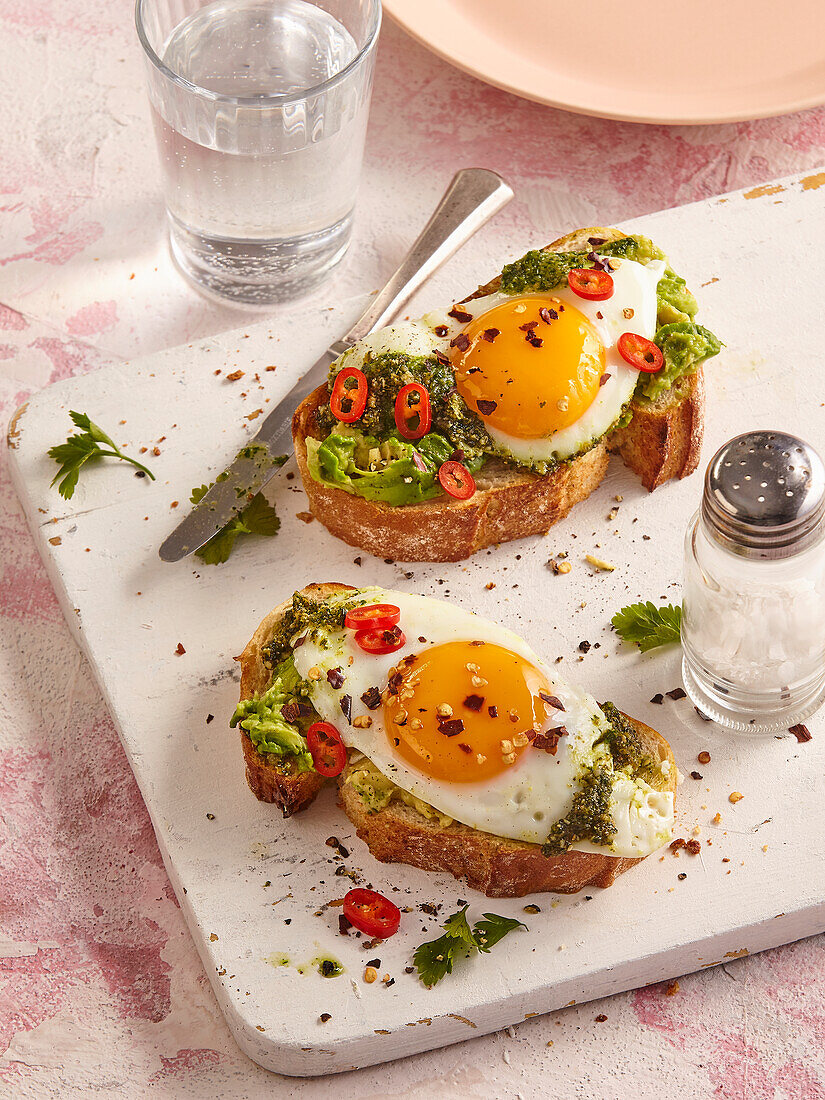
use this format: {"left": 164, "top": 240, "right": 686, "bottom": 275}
{"left": 291, "top": 589, "right": 674, "bottom": 858}
{"left": 333, "top": 254, "right": 665, "bottom": 465}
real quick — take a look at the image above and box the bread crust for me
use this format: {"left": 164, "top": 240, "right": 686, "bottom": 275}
{"left": 339, "top": 713, "right": 677, "bottom": 897}
{"left": 610, "top": 370, "right": 704, "bottom": 490}
{"left": 234, "top": 583, "right": 355, "bottom": 816}
{"left": 291, "top": 226, "right": 705, "bottom": 560}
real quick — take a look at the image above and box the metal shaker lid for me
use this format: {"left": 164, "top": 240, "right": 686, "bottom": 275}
{"left": 702, "top": 431, "right": 825, "bottom": 558}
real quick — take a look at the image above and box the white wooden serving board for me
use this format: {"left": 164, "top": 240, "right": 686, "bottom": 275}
{"left": 7, "top": 169, "right": 825, "bottom": 1077}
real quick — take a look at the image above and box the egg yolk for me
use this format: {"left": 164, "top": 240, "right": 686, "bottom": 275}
{"left": 383, "top": 641, "right": 561, "bottom": 784}
{"left": 451, "top": 295, "right": 605, "bottom": 438}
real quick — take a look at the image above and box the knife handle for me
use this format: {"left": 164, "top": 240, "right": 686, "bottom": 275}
{"left": 344, "top": 168, "right": 513, "bottom": 344}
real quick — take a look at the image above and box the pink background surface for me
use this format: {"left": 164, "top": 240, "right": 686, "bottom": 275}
{"left": 1, "top": 5, "right": 824, "bottom": 1097}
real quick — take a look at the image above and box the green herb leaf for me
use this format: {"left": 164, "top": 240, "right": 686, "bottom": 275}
{"left": 195, "top": 524, "right": 242, "bottom": 566}
{"left": 48, "top": 411, "right": 155, "bottom": 500}
{"left": 190, "top": 483, "right": 280, "bottom": 565}
{"left": 69, "top": 411, "right": 116, "bottom": 450}
{"left": 472, "top": 913, "right": 527, "bottom": 953}
{"left": 611, "top": 601, "right": 683, "bottom": 652}
{"left": 412, "top": 933, "right": 461, "bottom": 989}
{"left": 190, "top": 484, "right": 209, "bottom": 507}
{"left": 240, "top": 491, "right": 280, "bottom": 537}
{"left": 442, "top": 905, "right": 477, "bottom": 952}
{"left": 413, "top": 905, "right": 527, "bottom": 988}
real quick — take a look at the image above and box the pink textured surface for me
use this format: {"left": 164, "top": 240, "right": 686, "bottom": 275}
{"left": 0, "top": 7, "right": 824, "bottom": 1097}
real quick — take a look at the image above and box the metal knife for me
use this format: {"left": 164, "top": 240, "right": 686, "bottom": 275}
{"left": 159, "top": 167, "right": 513, "bottom": 563}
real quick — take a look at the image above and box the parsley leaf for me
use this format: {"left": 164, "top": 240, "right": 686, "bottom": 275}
{"left": 611, "top": 601, "right": 683, "bottom": 652}
{"left": 412, "top": 932, "right": 465, "bottom": 989}
{"left": 48, "top": 410, "right": 155, "bottom": 499}
{"left": 473, "top": 913, "right": 527, "bottom": 952}
{"left": 442, "top": 904, "right": 477, "bottom": 951}
{"left": 413, "top": 905, "right": 527, "bottom": 988}
{"left": 191, "top": 483, "right": 280, "bottom": 565}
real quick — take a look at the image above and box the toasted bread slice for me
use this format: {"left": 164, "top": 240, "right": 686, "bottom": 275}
{"left": 292, "top": 226, "right": 705, "bottom": 561}
{"left": 339, "top": 713, "right": 677, "bottom": 897}
{"left": 234, "top": 583, "right": 356, "bottom": 816}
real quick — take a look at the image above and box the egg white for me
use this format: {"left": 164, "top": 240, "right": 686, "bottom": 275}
{"left": 332, "top": 255, "right": 665, "bottom": 466}
{"left": 291, "top": 589, "right": 673, "bottom": 858}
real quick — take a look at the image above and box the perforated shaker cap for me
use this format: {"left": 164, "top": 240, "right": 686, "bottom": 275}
{"left": 702, "top": 431, "right": 825, "bottom": 558}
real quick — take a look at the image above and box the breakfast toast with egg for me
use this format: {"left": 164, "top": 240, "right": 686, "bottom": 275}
{"left": 234, "top": 584, "right": 678, "bottom": 896}
{"left": 293, "top": 226, "right": 711, "bottom": 561}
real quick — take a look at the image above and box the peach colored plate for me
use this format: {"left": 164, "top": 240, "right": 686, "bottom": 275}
{"left": 384, "top": 0, "right": 825, "bottom": 124}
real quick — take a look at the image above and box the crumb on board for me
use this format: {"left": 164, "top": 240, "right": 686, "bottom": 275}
{"left": 585, "top": 554, "right": 615, "bottom": 571}
{"left": 547, "top": 557, "right": 572, "bottom": 574}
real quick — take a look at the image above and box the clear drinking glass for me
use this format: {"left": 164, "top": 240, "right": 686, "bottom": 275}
{"left": 136, "top": 0, "right": 381, "bottom": 304}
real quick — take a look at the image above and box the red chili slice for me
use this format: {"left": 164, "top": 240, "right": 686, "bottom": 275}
{"left": 306, "top": 721, "right": 347, "bottom": 777}
{"left": 330, "top": 366, "right": 368, "bottom": 423}
{"left": 567, "top": 267, "right": 614, "bottom": 301}
{"left": 343, "top": 888, "right": 401, "bottom": 938}
{"left": 617, "top": 332, "right": 665, "bottom": 373}
{"left": 345, "top": 603, "right": 401, "bottom": 631}
{"left": 355, "top": 625, "right": 406, "bottom": 655}
{"left": 438, "top": 460, "right": 475, "bottom": 501}
{"left": 394, "top": 383, "right": 432, "bottom": 440}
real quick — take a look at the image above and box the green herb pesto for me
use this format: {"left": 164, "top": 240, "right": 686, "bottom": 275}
{"left": 315, "top": 957, "right": 344, "bottom": 978}
{"left": 541, "top": 765, "right": 617, "bottom": 856}
{"left": 541, "top": 701, "right": 663, "bottom": 856}
{"left": 597, "top": 701, "right": 659, "bottom": 783}
{"left": 499, "top": 250, "right": 586, "bottom": 295}
{"left": 230, "top": 654, "right": 316, "bottom": 772}
{"left": 262, "top": 588, "right": 364, "bottom": 668}
{"left": 320, "top": 350, "right": 495, "bottom": 465}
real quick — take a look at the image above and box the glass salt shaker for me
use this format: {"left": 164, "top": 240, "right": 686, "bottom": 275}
{"left": 681, "top": 431, "right": 825, "bottom": 733}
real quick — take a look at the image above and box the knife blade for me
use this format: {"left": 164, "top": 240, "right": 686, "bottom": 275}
{"left": 159, "top": 168, "right": 513, "bottom": 563}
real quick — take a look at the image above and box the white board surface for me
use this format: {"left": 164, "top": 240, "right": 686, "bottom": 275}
{"left": 7, "top": 169, "right": 825, "bottom": 1076}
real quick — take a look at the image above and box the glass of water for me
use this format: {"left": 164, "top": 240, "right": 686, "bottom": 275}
{"left": 136, "top": 0, "right": 381, "bottom": 304}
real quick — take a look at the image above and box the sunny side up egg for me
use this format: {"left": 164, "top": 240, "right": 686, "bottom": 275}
{"left": 291, "top": 590, "right": 674, "bottom": 859}
{"left": 333, "top": 254, "right": 665, "bottom": 465}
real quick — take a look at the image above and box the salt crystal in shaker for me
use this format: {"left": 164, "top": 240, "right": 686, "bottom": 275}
{"left": 681, "top": 431, "right": 825, "bottom": 732}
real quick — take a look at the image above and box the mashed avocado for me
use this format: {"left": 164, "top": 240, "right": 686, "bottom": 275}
{"left": 230, "top": 655, "right": 316, "bottom": 772}
{"left": 345, "top": 755, "right": 454, "bottom": 827}
{"left": 232, "top": 588, "right": 377, "bottom": 768}
{"left": 307, "top": 424, "right": 463, "bottom": 506}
